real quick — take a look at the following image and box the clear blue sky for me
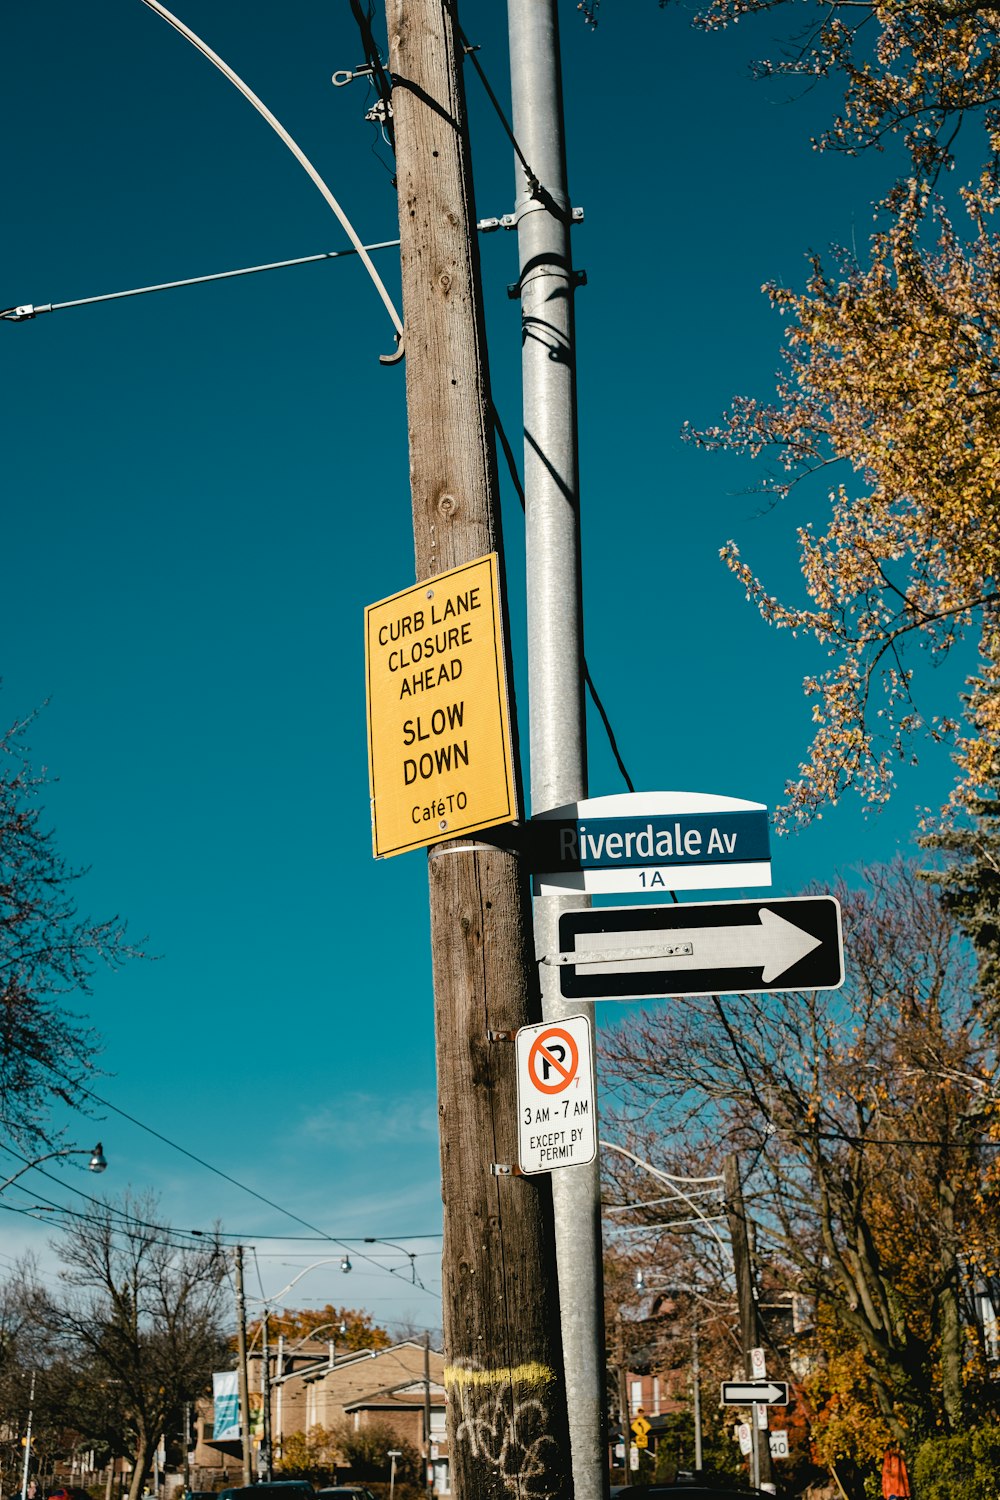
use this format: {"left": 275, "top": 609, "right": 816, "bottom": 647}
{"left": 0, "top": 0, "right": 959, "bottom": 1331}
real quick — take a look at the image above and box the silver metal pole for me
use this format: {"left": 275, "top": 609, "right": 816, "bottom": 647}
{"left": 750, "top": 1410, "right": 761, "bottom": 1490}
{"left": 692, "top": 1320, "right": 703, "bottom": 1472}
{"left": 507, "top": 8, "right": 606, "bottom": 1500}
{"left": 20, "top": 1372, "right": 35, "bottom": 1500}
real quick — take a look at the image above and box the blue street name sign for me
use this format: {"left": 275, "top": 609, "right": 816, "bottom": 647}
{"left": 529, "top": 792, "right": 772, "bottom": 896}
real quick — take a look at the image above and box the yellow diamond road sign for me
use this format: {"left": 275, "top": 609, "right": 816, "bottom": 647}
{"left": 365, "top": 553, "right": 519, "bottom": 857}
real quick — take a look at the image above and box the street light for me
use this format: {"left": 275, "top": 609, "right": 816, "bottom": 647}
{"left": 604, "top": 1144, "right": 727, "bottom": 1479}
{"left": 631, "top": 1270, "right": 733, "bottom": 1476}
{"left": 4, "top": 1145, "right": 107, "bottom": 1500}
{"left": 1, "top": 1141, "right": 108, "bottom": 1196}
{"left": 10, "top": 1144, "right": 108, "bottom": 1500}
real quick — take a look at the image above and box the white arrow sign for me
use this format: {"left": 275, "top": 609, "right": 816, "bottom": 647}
{"left": 721, "top": 1380, "right": 789, "bottom": 1406}
{"left": 558, "top": 896, "right": 844, "bottom": 1002}
{"left": 570, "top": 908, "right": 820, "bottom": 984}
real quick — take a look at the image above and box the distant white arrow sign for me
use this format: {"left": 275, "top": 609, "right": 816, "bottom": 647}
{"left": 721, "top": 1381, "right": 789, "bottom": 1406}
{"left": 567, "top": 908, "right": 821, "bottom": 984}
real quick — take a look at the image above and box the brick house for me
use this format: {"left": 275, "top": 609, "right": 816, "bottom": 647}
{"left": 189, "top": 1341, "right": 448, "bottom": 1494}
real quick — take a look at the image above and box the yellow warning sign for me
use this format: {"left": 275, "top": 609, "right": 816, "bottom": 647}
{"left": 365, "top": 554, "right": 519, "bottom": 858}
{"left": 631, "top": 1414, "right": 651, "bottom": 1449}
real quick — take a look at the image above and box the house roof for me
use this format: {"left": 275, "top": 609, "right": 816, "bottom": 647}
{"left": 292, "top": 1341, "right": 445, "bottom": 1408}
{"left": 343, "top": 1381, "right": 446, "bottom": 1413}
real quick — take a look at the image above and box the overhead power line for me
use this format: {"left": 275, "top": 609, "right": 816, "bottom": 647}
{"left": 34, "top": 1068, "right": 439, "bottom": 1277}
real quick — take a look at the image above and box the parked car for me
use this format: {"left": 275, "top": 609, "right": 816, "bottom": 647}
{"left": 317, "top": 1488, "right": 378, "bottom": 1500}
{"left": 47, "top": 1489, "right": 92, "bottom": 1500}
{"left": 216, "top": 1485, "right": 314, "bottom": 1500}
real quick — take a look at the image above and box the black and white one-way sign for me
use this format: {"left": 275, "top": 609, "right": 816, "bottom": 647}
{"left": 555, "top": 896, "right": 844, "bottom": 1001}
{"left": 722, "top": 1381, "right": 789, "bottom": 1407}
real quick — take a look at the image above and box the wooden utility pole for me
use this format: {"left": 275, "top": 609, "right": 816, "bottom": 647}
{"left": 724, "top": 1155, "right": 774, "bottom": 1490}
{"left": 423, "top": 1331, "right": 433, "bottom": 1500}
{"left": 617, "top": 1312, "right": 631, "bottom": 1462}
{"left": 384, "top": 4, "right": 572, "bottom": 1499}
{"left": 234, "top": 1246, "right": 253, "bottom": 1486}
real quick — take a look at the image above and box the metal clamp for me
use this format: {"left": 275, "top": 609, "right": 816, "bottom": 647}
{"left": 490, "top": 1163, "right": 523, "bottom": 1177}
{"left": 508, "top": 265, "right": 587, "bottom": 300}
{"left": 488, "top": 205, "right": 584, "bottom": 233}
{"left": 332, "top": 65, "right": 375, "bottom": 87}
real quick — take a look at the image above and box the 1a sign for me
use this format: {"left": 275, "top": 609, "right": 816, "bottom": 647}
{"left": 556, "top": 896, "right": 844, "bottom": 1001}
{"left": 530, "top": 791, "right": 772, "bottom": 895}
{"left": 365, "top": 554, "right": 519, "bottom": 857}
{"left": 515, "top": 1015, "right": 597, "bottom": 1175}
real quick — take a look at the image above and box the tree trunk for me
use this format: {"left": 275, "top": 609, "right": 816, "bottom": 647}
{"left": 126, "top": 1430, "right": 156, "bottom": 1500}
{"left": 937, "top": 1172, "right": 964, "bottom": 1432}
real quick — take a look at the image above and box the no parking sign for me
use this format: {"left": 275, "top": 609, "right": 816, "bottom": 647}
{"left": 515, "top": 1014, "right": 597, "bottom": 1174}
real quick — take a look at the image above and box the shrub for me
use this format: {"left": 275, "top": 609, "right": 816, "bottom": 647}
{"left": 912, "top": 1426, "right": 1000, "bottom": 1500}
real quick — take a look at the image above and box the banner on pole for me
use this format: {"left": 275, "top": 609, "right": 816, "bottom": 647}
{"left": 213, "top": 1370, "right": 240, "bottom": 1440}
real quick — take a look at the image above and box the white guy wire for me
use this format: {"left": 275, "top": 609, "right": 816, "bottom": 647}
{"left": 138, "top": 0, "right": 404, "bottom": 337}
{"left": 8, "top": 242, "right": 402, "bottom": 319}
{"left": 605, "top": 1188, "right": 722, "bottom": 1212}
{"left": 610, "top": 1216, "right": 727, "bottom": 1232}
{"left": 600, "top": 1140, "right": 730, "bottom": 1256}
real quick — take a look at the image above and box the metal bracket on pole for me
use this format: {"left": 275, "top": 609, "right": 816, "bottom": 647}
{"left": 378, "top": 331, "right": 405, "bottom": 367}
{"left": 490, "top": 1163, "right": 524, "bottom": 1177}
{"left": 487, "top": 1029, "right": 517, "bottom": 1042}
{"left": 541, "top": 942, "right": 695, "bottom": 967}
{"left": 482, "top": 206, "right": 584, "bottom": 234}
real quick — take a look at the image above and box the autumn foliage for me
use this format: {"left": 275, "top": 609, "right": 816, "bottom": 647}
{"left": 600, "top": 861, "right": 1000, "bottom": 1485}
{"left": 671, "top": 0, "right": 1000, "bottom": 822}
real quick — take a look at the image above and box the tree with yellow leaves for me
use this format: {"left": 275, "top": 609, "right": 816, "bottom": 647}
{"left": 247, "top": 1304, "right": 390, "bottom": 1352}
{"left": 699, "top": 187, "right": 1000, "bottom": 824}
{"left": 660, "top": 0, "right": 1000, "bottom": 822}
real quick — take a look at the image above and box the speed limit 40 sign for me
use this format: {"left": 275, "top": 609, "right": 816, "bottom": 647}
{"left": 515, "top": 1014, "right": 597, "bottom": 1174}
